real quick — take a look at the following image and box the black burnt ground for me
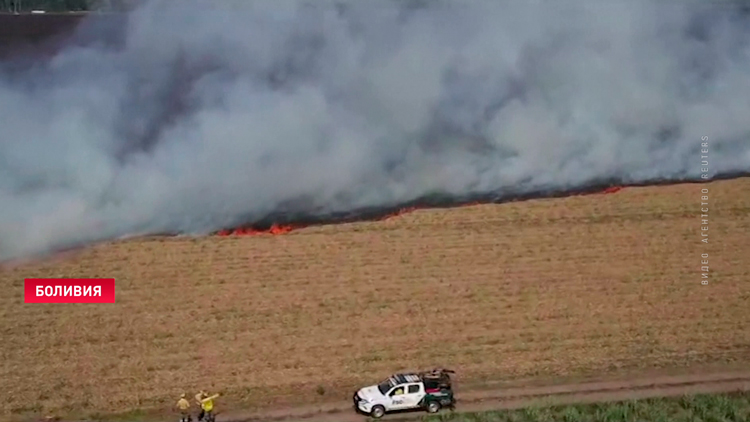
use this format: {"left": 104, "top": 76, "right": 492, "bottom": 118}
{"left": 214, "top": 172, "right": 749, "bottom": 235}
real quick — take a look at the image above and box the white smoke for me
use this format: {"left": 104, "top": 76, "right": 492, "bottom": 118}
{"left": 1, "top": 0, "right": 749, "bottom": 260}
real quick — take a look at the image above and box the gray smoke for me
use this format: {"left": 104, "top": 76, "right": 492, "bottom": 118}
{"left": 1, "top": 0, "right": 749, "bottom": 261}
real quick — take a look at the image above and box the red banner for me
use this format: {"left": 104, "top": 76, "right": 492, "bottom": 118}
{"left": 24, "top": 278, "right": 116, "bottom": 303}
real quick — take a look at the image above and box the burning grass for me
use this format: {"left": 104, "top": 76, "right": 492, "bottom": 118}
{"left": 1, "top": 178, "right": 749, "bottom": 421}
{"left": 214, "top": 186, "right": 626, "bottom": 236}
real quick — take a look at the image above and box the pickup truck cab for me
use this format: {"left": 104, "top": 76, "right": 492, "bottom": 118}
{"left": 352, "top": 368, "right": 456, "bottom": 418}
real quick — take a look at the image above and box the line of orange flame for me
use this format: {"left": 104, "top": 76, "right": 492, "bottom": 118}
{"left": 377, "top": 206, "right": 417, "bottom": 221}
{"left": 217, "top": 223, "right": 295, "bottom": 236}
{"left": 216, "top": 186, "right": 624, "bottom": 236}
{"left": 600, "top": 186, "right": 623, "bottom": 194}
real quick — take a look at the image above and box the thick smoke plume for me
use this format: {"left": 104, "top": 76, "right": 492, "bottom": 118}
{"left": 1, "top": 0, "right": 749, "bottom": 260}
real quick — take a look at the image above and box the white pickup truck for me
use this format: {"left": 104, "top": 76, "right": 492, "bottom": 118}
{"left": 352, "top": 369, "right": 456, "bottom": 419}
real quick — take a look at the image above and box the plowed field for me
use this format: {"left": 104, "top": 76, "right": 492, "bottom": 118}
{"left": 2, "top": 177, "right": 749, "bottom": 421}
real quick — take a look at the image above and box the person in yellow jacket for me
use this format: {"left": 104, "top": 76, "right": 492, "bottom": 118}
{"left": 197, "top": 391, "right": 220, "bottom": 421}
{"left": 175, "top": 393, "right": 191, "bottom": 422}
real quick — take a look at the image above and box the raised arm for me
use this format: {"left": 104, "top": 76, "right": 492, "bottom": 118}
{"left": 201, "top": 393, "right": 220, "bottom": 403}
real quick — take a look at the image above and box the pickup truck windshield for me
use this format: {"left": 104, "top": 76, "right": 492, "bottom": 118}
{"left": 377, "top": 379, "right": 394, "bottom": 395}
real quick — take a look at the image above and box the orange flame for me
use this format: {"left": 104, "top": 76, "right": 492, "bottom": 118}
{"left": 580, "top": 185, "right": 623, "bottom": 196}
{"left": 602, "top": 186, "right": 623, "bottom": 194}
{"left": 217, "top": 223, "right": 296, "bottom": 236}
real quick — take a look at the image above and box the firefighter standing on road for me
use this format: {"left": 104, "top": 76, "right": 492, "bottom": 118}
{"left": 194, "top": 391, "right": 205, "bottom": 420}
{"left": 197, "top": 391, "right": 220, "bottom": 421}
{"left": 175, "top": 393, "right": 191, "bottom": 422}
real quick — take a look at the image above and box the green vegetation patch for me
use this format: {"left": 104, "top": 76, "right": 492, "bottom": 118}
{"left": 413, "top": 390, "right": 750, "bottom": 422}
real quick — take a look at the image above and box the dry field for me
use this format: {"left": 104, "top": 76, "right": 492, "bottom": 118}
{"left": 2, "top": 178, "right": 750, "bottom": 421}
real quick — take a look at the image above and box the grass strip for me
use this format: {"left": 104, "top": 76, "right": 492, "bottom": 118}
{"left": 412, "top": 390, "right": 750, "bottom": 422}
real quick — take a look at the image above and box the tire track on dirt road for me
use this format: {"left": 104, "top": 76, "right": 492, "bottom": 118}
{"left": 225, "top": 371, "right": 750, "bottom": 422}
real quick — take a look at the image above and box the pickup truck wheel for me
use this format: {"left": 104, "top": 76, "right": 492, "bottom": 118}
{"left": 426, "top": 401, "right": 441, "bottom": 413}
{"left": 370, "top": 405, "right": 385, "bottom": 419}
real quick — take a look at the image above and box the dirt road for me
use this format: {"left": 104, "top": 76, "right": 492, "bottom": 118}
{"left": 221, "top": 371, "right": 750, "bottom": 422}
